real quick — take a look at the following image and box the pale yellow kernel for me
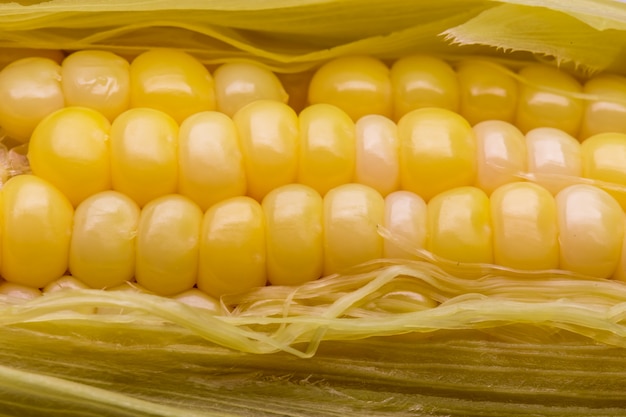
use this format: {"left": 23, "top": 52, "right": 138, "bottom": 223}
{"left": 198, "top": 196, "right": 266, "bottom": 298}
{"left": 391, "top": 55, "right": 459, "bottom": 121}
{"left": 525, "top": 127, "right": 582, "bottom": 194}
{"left": 427, "top": 186, "right": 492, "bottom": 264}
{"left": 262, "top": 184, "right": 323, "bottom": 286}
{"left": 1, "top": 175, "right": 73, "bottom": 288}
{"left": 136, "top": 195, "right": 203, "bottom": 296}
{"left": 214, "top": 62, "right": 288, "bottom": 117}
{"left": 308, "top": 56, "right": 392, "bottom": 121}
{"left": 232, "top": 100, "right": 298, "bottom": 201}
{"left": 490, "top": 182, "right": 559, "bottom": 270}
{"left": 383, "top": 191, "right": 427, "bottom": 259}
{"left": 556, "top": 184, "right": 624, "bottom": 278}
{"left": 43, "top": 275, "right": 95, "bottom": 314}
{"left": 398, "top": 108, "right": 476, "bottom": 201}
{"left": 298, "top": 104, "right": 355, "bottom": 196}
{"left": 581, "top": 74, "right": 626, "bottom": 139}
{"left": 62, "top": 50, "right": 130, "bottom": 121}
{"left": 28, "top": 107, "right": 112, "bottom": 207}
{"left": 130, "top": 49, "right": 215, "bottom": 123}
{"left": 0, "top": 281, "right": 42, "bottom": 301}
{"left": 171, "top": 289, "right": 223, "bottom": 314}
{"left": 516, "top": 64, "right": 583, "bottom": 137}
{"left": 43, "top": 275, "right": 90, "bottom": 293}
{"left": 323, "top": 184, "right": 385, "bottom": 275}
{"left": 178, "top": 111, "right": 246, "bottom": 210}
{"left": 69, "top": 191, "right": 140, "bottom": 289}
{"left": 581, "top": 132, "right": 626, "bottom": 210}
{"left": 355, "top": 115, "right": 399, "bottom": 196}
{"left": 110, "top": 108, "right": 178, "bottom": 207}
{"left": 473, "top": 120, "right": 526, "bottom": 195}
{"left": 456, "top": 60, "right": 518, "bottom": 125}
{"left": 0, "top": 57, "right": 64, "bottom": 142}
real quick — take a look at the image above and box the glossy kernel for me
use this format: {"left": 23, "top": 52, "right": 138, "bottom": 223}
{"left": 178, "top": 111, "right": 246, "bottom": 210}
{"left": 298, "top": 103, "right": 355, "bottom": 196}
{"left": 473, "top": 120, "right": 526, "bottom": 195}
{"left": 490, "top": 182, "right": 559, "bottom": 270}
{"left": 556, "top": 184, "right": 624, "bottom": 278}
{"left": 456, "top": 60, "right": 518, "bottom": 125}
{"left": 197, "top": 196, "right": 266, "bottom": 298}
{"left": 130, "top": 49, "right": 215, "bottom": 123}
{"left": 262, "top": 184, "right": 323, "bottom": 286}
{"left": 0, "top": 57, "right": 64, "bottom": 142}
{"left": 581, "top": 132, "right": 626, "bottom": 210}
{"left": 69, "top": 191, "right": 140, "bottom": 289}
{"left": 427, "top": 186, "right": 493, "bottom": 264}
{"left": 581, "top": 74, "right": 626, "bottom": 139}
{"left": 525, "top": 127, "right": 582, "bottom": 194}
{"left": 323, "top": 183, "right": 385, "bottom": 275}
{"left": 308, "top": 56, "right": 392, "bottom": 121}
{"left": 28, "top": 107, "right": 112, "bottom": 207}
{"left": 61, "top": 50, "right": 131, "bottom": 121}
{"left": 110, "top": 108, "right": 179, "bottom": 207}
{"left": 391, "top": 55, "right": 459, "bottom": 121}
{"left": 398, "top": 107, "right": 476, "bottom": 201}
{"left": 1, "top": 175, "right": 73, "bottom": 288}
{"left": 516, "top": 64, "right": 583, "bottom": 137}
{"left": 136, "top": 195, "right": 203, "bottom": 296}
{"left": 233, "top": 100, "right": 298, "bottom": 201}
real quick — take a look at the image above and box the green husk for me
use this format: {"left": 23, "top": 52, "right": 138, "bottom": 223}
{"left": 3, "top": 0, "right": 626, "bottom": 415}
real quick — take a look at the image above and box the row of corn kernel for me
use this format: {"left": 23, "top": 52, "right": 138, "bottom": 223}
{"left": 0, "top": 49, "right": 288, "bottom": 143}
{"left": 308, "top": 55, "right": 626, "bottom": 140}
{"left": 27, "top": 101, "right": 626, "bottom": 213}
{"left": 2, "top": 49, "right": 626, "bottom": 145}
{"left": 1, "top": 175, "right": 623, "bottom": 302}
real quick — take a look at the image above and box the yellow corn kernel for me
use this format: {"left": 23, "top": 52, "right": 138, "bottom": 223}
{"left": 390, "top": 55, "right": 459, "bottom": 121}
{"left": 323, "top": 183, "right": 385, "bottom": 275}
{"left": 525, "top": 127, "right": 582, "bottom": 194}
{"left": 556, "top": 184, "right": 624, "bottom": 279}
{"left": 61, "top": 50, "right": 131, "bottom": 121}
{"left": 398, "top": 107, "right": 476, "bottom": 201}
{"left": 233, "top": 100, "right": 298, "bottom": 201}
{"left": 581, "top": 132, "right": 626, "bottom": 210}
{"left": 308, "top": 56, "right": 392, "bottom": 121}
{"left": 490, "top": 182, "right": 559, "bottom": 270}
{"left": 0, "top": 57, "right": 64, "bottom": 142}
{"left": 298, "top": 104, "right": 355, "bottom": 195}
{"left": 456, "top": 60, "right": 518, "bottom": 125}
{"left": 171, "top": 289, "right": 222, "bottom": 314}
{"left": 581, "top": 74, "right": 626, "bottom": 139}
{"left": 28, "top": 107, "right": 112, "bottom": 207}
{"left": 383, "top": 191, "right": 427, "bottom": 259}
{"left": 262, "top": 184, "right": 323, "bottom": 286}
{"left": 0, "top": 281, "right": 42, "bottom": 301}
{"left": 515, "top": 64, "right": 583, "bottom": 137}
{"left": 136, "top": 195, "right": 203, "bottom": 296}
{"left": 130, "top": 49, "right": 216, "bottom": 123}
{"left": 178, "top": 111, "right": 246, "bottom": 211}
{"left": 1, "top": 175, "right": 73, "bottom": 288}
{"left": 213, "top": 62, "right": 289, "bottom": 117}
{"left": 473, "top": 120, "right": 526, "bottom": 195}
{"left": 354, "top": 115, "right": 399, "bottom": 196}
{"left": 427, "top": 186, "right": 492, "bottom": 264}
{"left": 197, "top": 196, "right": 266, "bottom": 298}
{"left": 110, "top": 108, "right": 178, "bottom": 207}
{"left": 43, "top": 275, "right": 94, "bottom": 314}
{"left": 69, "top": 191, "right": 140, "bottom": 289}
